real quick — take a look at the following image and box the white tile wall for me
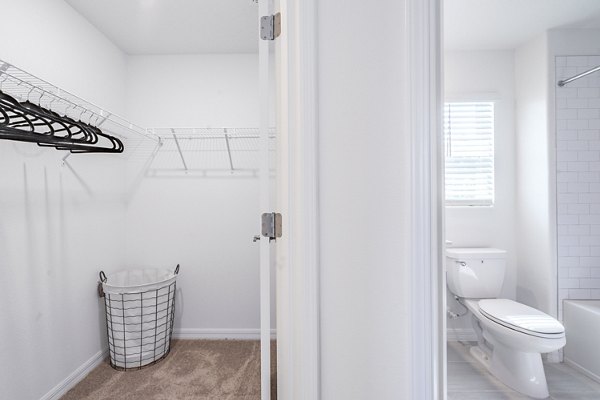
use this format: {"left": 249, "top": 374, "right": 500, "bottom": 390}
{"left": 556, "top": 55, "right": 600, "bottom": 318}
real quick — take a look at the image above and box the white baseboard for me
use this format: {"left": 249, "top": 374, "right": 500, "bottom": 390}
{"left": 172, "top": 328, "right": 277, "bottom": 340}
{"left": 446, "top": 328, "right": 477, "bottom": 342}
{"left": 40, "top": 349, "right": 108, "bottom": 400}
{"left": 565, "top": 357, "right": 600, "bottom": 383}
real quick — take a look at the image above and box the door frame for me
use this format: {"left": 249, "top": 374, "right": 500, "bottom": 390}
{"left": 406, "top": 0, "right": 444, "bottom": 399}
{"left": 278, "top": 0, "right": 443, "bottom": 399}
{"left": 275, "top": 0, "right": 321, "bottom": 399}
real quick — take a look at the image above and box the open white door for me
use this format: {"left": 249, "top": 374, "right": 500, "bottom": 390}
{"left": 258, "top": 0, "right": 276, "bottom": 399}
{"left": 258, "top": 2, "right": 321, "bottom": 399}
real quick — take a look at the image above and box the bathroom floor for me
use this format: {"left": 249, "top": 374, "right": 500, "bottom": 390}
{"left": 62, "top": 340, "right": 277, "bottom": 400}
{"left": 448, "top": 341, "right": 600, "bottom": 399}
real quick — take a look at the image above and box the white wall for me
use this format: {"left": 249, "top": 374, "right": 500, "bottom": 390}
{"left": 0, "top": 0, "right": 127, "bottom": 114}
{"left": 125, "top": 55, "right": 259, "bottom": 127}
{"left": 548, "top": 29, "right": 600, "bottom": 57}
{"left": 0, "top": 1, "right": 128, "bottom": 399}
{"left": 317, "top": 0, "right": 411, "bottom": 398}
{"left": 124, "top": 54, "right": 271, "bottom": 334}
{"left": 444, "top": 50, "right": 517, "bottom": 336}
{"left": 514, "top": 33, "right": 555, "bottom": 315}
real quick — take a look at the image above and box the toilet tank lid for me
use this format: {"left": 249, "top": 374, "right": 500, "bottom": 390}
{"left": 446, "top": 247, "right": 506, "bottom": 259}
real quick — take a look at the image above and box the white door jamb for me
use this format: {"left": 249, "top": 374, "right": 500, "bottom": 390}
{"left": 277, "top": 0, "right": 321, "bottom": 399}
{"left": 407, "top": 0, "right": 444, "bottom": 399}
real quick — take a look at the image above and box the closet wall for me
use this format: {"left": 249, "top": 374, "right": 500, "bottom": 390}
{"left": 123, "top": 54, "right": 270, "bottom": 335}
{"left": 0, "top": 1, "right": 128, "bottom": 399}
{"left": 126, "top": 55, "right": 259, "bottom": 127}
{"left": 0, "top": 0, "right": 126, "bottom": 114}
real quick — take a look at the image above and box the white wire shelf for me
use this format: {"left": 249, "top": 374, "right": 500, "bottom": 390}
{"left": 142, "top": 127, "right": 276, "bottom": 177}
{"left": 0, "top": 60, "right": 276, "bottom": 178}
{"left": 0, "top": 59, "right": 158, "bottom": 152}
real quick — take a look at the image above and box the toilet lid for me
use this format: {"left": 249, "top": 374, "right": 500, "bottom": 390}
{"left": 478, "top": 299, "right": 565, "bottom": 337}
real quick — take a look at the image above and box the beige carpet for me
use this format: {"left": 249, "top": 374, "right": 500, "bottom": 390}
{"left": 62, "top": 340, "right": 276, "bottom": 400}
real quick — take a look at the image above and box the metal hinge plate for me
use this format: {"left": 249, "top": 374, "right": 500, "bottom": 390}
{"left": 262, "top": 212, "right": 282, "bottom": 241}
{"left": 260, "top": 12, "right": 281, "bottom": 40}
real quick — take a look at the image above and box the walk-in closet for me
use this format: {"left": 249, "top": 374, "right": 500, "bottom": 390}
{"left": 0, "top": 1, "right": 279, "bottom": 399}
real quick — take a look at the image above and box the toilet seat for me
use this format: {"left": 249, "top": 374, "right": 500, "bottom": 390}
{"left": 478, "top": 299, "right": 565, "bottom": 339}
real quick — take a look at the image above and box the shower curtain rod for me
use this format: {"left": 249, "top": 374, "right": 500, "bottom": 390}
{"left": 558, "top": 64, "right": 600, "bottom": 87}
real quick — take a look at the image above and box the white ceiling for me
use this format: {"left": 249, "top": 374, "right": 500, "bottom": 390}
{"left": 66, "top": 0, "right": 600, "bottom": 54}
{"left": 65, "top": 0, "right": 258, "bottom": 55}
{"left": 445, "top": 0, "right": 600, "bottom": 51}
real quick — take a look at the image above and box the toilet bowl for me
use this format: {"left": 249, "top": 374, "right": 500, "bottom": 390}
{"left": 464, "top": 298, "right": 565, "bottom": 398}
{"left": 446, "top": 248, "right": 565, "bottom": 399}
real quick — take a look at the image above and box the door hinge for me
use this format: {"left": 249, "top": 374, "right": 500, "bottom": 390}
{"left": 260, "top": 12, "right": 281, "bottom": 40}
{"left": 262, "top": 212, "right": 282, "bottom": 241}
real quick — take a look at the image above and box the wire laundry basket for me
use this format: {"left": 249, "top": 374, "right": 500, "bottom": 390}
{"left": 99, "top": 265, "right": 180, "bottom": 371}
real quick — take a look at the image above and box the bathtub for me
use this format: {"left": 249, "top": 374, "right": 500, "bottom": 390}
{"left": 563, "top": 300, "right": 600, "bottom": 382}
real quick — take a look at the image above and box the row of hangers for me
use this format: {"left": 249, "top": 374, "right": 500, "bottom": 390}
{"left": 0, "top": 89, "right": 124, "bottom": 153}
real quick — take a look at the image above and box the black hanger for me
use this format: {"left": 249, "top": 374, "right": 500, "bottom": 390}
{"left": 0, "top": 90, "right": 124, "bottom": 153}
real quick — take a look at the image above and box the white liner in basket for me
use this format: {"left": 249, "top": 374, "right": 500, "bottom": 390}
{"left": 100, "top": 265, "right": 179, "bottom": 370}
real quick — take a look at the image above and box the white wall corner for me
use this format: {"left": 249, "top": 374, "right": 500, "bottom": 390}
{"left": 39, "top": 349, "right": 108, "bottom": 400}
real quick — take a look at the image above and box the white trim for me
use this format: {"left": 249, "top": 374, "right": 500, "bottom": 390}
{"left": 172, "top": 328, "right": 277, "bottom": 340}
{"left": 278, "top": 0, "right": 321, "bottom": 398}
{"left": 275, "top": 1, "right": 292, "bottom": 398}
{"left": 40, "top": 349, "right": 107, "bottom": 400}
{"left": 548, "top": 53, "right": 559, "bottom": 326}
{"left": 408, "top": 0, "right": 443, "bottom": 399}
{"left": 446, "top": 328, "right": 477, "bottom": 342}
{"left": 565, "top": 358, "right": 600, "bottom": 383}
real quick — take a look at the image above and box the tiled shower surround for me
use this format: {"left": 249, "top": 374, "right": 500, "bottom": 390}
{"left": 556, "top": 55, "right": 600, "bottom": 318}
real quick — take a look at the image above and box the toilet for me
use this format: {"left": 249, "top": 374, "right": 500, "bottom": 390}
{"left": 446, "top": 248, "right": 565, "bottom": 399}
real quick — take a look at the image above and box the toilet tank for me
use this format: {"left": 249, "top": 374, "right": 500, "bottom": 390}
{"left": 446, "top": 248, "right": 506, "bottom": 299}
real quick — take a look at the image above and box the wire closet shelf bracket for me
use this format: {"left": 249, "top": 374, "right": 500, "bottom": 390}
{"left": 145, "top": 127, "right": 277, "bottom": 177}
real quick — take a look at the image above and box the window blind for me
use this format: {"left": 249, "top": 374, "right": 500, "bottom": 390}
{"left": 444, "top": 102, "right": 495, "bottom": 206}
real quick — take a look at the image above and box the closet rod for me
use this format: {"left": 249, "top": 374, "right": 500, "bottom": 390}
{"left": 0, "top": 90, "right": 124, "bottom": 153}
{"left": 558, "top": 65, "right": 600, "bottom": 87}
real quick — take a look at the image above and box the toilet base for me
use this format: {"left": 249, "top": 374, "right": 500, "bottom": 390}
{"left": 470, "top": 342, "right": 550, "bottom": 399}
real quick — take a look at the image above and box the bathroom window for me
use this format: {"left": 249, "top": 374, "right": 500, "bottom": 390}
{"left": 444, "top": 101, "right": 495, "bottom": 206}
